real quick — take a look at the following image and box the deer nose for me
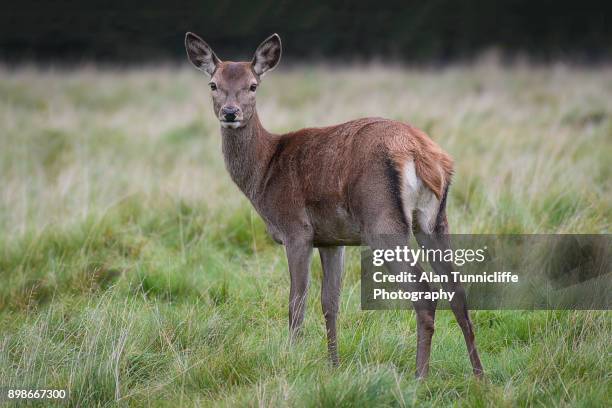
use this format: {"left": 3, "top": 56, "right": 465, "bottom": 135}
{"left": 221, "top": 106, "right": 240, "bottom": 121}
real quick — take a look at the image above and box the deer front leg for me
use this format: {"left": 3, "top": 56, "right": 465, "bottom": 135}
{"left": 319, "top": 246, "right": 344, "bottom": 366}
{"left": 285, "top": 239, "right": 313, "bottom": 341}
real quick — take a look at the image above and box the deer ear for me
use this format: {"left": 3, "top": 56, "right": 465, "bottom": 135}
{"left": 252, "top": 34, "right": 282, "bottom": 76}
{"left": 185, "top": 32, "right": 220, "bottom": 77}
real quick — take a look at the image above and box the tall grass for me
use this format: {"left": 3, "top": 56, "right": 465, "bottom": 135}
{"left": 0, "top": 62, "right": 610, "bottom": 406}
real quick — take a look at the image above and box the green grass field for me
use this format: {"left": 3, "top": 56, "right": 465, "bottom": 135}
{"left": 0, "top": 63, "right": 610, "bottom": 406}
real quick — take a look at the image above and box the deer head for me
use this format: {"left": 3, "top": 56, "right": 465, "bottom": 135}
{"left": 185, "top": 32, "right": 282, "bottom": 129}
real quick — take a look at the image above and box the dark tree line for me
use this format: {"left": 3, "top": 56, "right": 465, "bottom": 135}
{"left": 2, "top": 0, "right": 610, "bottom": 63}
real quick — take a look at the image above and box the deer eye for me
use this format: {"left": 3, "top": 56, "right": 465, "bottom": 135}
{"left": 249, "top": 84, "right": 258, "bottom": 92}
{"left": 209, "top": 83, "right": 217, "bottom": 91}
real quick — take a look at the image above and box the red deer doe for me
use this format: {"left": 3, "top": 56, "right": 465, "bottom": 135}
{"left": 185, "top": 32, "right": 483, "bottom": 378}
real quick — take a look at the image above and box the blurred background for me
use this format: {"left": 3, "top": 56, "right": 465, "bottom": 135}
{"left": 3, "top": 0, "right": 611, "bottom": 63}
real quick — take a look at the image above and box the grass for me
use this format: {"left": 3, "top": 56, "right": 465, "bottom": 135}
{"left": 0, "top": 62, "right": 610, "bottom": 406}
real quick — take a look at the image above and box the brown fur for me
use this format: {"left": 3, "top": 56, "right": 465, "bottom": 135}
{"left": 185, "top": 32, "right": 483, "bottom": 378}
{"left": 258, "top": 117, "right": 454, "bottom": 229}
{"left": 396, "top": 126, "right": 454, "bottom": 200}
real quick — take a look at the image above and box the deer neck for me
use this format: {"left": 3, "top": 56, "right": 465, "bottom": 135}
{"left": 220, "top": 110, "right": 276, "bottom": 201}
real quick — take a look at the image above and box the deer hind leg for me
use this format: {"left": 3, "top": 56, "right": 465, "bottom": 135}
{"left": 364, "top": 228, "right": 438, "bottom": 379}
{"left": 361, "top": 197, "right": 437, "bottom": 378}
{"left": 395, "top": 161, "right": 441, "bottom": 378}
{"left": 414, "top": 187, "right": 484, "bottom": 377}
{"left": 413, "top": 265, "right": 437, "bottom": 379}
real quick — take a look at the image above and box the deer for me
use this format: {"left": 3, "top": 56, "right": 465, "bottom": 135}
{"left": 184, "top": 32, "right": 484, "bottom": 378}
